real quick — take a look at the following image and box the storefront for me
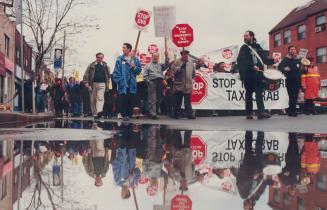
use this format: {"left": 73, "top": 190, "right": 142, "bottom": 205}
{"left": 321, "top": 79, "right": 327, "bottom": 99}
{"left": 0, "top": 51, "right": 14, "bottom": 105}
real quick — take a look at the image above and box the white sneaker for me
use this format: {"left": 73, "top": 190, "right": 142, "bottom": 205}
{"left": 117, "top": 113, "right": 123, "bottom": 119}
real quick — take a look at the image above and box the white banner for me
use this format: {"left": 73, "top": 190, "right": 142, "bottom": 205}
{"left": 193, "top": 131, "right": 289, "bottom": 169}
{"left": 191, "top": 72, "right": 289, "bottom": 110}
{"left": 203, "top": 45, "right": 239, "bottom": 71}
{"left": 153, "top": 6, "right": 176, "bottom": 37}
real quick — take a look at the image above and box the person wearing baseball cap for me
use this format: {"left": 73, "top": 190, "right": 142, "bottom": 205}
{"left": 172, "top": 49, "right": 196, "bottom": 119}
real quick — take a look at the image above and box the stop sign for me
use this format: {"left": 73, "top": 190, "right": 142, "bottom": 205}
{"left": 139, "top": 53, "right": 151, "bottom": 67}
{"left": 135, "top": 9, "right": 151, "bottom": 30}
{"left": 171, "top": 195, "right": 192, "bottom": 210}
{"left": 190, "top": 135, "right": 207, "bottom": 165}
{"left": 171, "top": 24, "right": 194, "bottom": 48}
{"left": 148, "top": 44, "right": 159, "bottom": 54}
{"left": 191, "top": 74, "right": 208, "bottom": 104}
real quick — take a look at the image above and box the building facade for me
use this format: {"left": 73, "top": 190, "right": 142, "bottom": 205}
{"left": 269, "top": 0, "right": 327, "bottom": 85}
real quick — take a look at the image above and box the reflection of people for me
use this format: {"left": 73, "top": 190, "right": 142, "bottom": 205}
{"left": 279, "top": 133, "right": 301, "bottom": 197}
{"left": 237, "top": 31, "right": 275, "bottom": 120}
{"left": 82, "top": 140, "right": 110, "bottom": 187}
{"left": 237, "top": 131, "right": 265, "bottom": 210}
{"left": 301, "top": 133, "right": 321, "bottom": 174}
{"left": 112, "top": 124, "right": 141, "bottom": 199}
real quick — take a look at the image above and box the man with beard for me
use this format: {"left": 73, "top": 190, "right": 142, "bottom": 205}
{"left": 237, "top": 31, "right": 275, "bottom": 120}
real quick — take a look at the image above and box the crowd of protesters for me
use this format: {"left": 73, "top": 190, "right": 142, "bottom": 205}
{"left": 25, "top": 36, "right": 323, "bottom": 120}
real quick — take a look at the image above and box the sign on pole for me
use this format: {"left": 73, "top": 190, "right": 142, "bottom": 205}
{"left": 172, "top": 24, "right": 194, "bottom": 48}
{"left": 54, "top": 49, "right": 63, "bottom": 69}
{"left": 153, "top": 6, "right": 176, "bottom": 37}
{"left": 148, "top": 44, "right": 159, "bottom": 54}
{"left": 135, "top": 9, "right": 152, "bottom": 30}
{"left": 171, "top": 195, "right": 192, "bottom": 210}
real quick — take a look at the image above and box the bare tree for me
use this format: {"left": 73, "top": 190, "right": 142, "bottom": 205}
{"left": 22, "top": 0, "right": 97, "bottom": 75}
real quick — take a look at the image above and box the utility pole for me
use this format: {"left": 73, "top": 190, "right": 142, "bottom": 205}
{"left": 19, "top": 0, "right": 24, "bottom": 112}
{"left": 61, "top": 31, "right": 66, "bottom": 84}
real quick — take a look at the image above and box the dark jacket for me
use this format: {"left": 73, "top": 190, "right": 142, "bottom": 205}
{"left": 83, "top": 61, "right": 111, "bottom": 89}
{"left": 237, "top": 43, "right": 274, "bottom": 81}
{"left": 277, "top": 56, "right": 302, "bottom": 83}
{"left": 172, "top": 58, "right": 195, "bottom": 94}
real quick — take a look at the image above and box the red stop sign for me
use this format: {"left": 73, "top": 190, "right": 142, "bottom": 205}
{"left": 171, "top": 24, "right": 194, "bottom": 48}
{"left": 139, "top": 53, "right": 151, "bottom": 67}
{"left": 135, "top": 9, "right": 151, "bottom": 30}
{"left": 148, "top": 44, "right": 159, "bottom": 54}
{"left": 191, "top": 74, "right": 208, "bottom": 104}
{"left": 171, "top": 195, "right": 192, "bottom": 210}
{"left": 190, "top": 135, "right": 207, "bottom": 165}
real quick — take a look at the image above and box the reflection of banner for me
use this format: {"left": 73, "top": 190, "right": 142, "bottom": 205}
{"left": 204, "top": 45, "right": 239, "bottom": 71}
{"left": 191, "top": 72, "right": 288, "bottom": 110}
{"left": 192, "top": 131, "right": 289, "bottom": 169}
{"left": 0, "top": 0, "right": 13, "bottom": 7}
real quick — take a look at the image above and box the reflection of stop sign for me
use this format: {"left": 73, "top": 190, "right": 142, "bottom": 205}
{"left": 135, "top": 9, "right": 151, "bottom": 30}
{"left": 139, "top": 53, "right": 151, "bottom": 67}
{"left": 148, "top": 44, "right": 159, "bottom": 54}
{"left": 172, "top": 24, "right": 194, "bottom": 48}
{"left": 190, "top": 135, "right": 207, "bottom": 165}
{"left": 191, "top": 74, "right": 208, "bottom": 104}
{"left": 171, "top": 195, "right": 192, "bottom": 210}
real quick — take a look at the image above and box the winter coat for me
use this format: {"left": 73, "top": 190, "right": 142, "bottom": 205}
{"left": 112, "top": 55, "right": 142, "bottom": 94}
{"left": 237, "top": 43, "right": 274, "bottom": 81}
{"left": 301, "top": 66, "right": 321, "bottom": 99}
{"left": 83, "top": 61, "right": 111, "bottom": 89}
{"left": 172, "top": 58, "right": 195, "bottom": 94}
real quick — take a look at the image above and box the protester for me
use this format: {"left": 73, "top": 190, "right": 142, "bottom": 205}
{"left": 195, "top": 57, "right": 208, "bottom": 70}
{"left": 80, "top": 81, "right": 92, "bottom": 117}
{"left": 213, "top": 62, "right": 227, "bottom": 73}
{"left": 163, "top": 65, "right": 175, "bottom": 118}
{"left": 83, "top": 52, "right": 111, "bottom": 119}
{"left": 112, "top": 43, "right": 142, "bottom": 121}
{"left": 172, "top": 49, "right": 196, "bottom": 119}
{"left": 52, "top": 78, "right": 65, "bottom": 117}
{"left": 143, "top": 52, "right": 169, "bottom": 119}
{"left": 35, "top": 79, "right": 49, "bottom": 113}
{"left": 301, "top": 57, "right": 321, "bottom": 115}
{"left": 278, "top": 45, "right": 304, "bottom": 117}
{"left": 237, "top": 30, "right": 275, "bottom": 120}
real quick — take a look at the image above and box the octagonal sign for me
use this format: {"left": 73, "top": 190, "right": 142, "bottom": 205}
{"left": 135, "top": 9, "right": 151, "bottom": 30}
{"left": 171, "top": 24, "right": 194, "bottom": 48}
{"left": 191, "top": 74, "right": 208, "bottom": 104}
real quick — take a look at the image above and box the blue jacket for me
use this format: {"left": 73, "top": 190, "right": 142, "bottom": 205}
{"left": 112, "top": 55, "right": 142, "bottom": 94}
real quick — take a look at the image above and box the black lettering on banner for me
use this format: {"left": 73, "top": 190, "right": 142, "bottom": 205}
{"left": 263, "top": 91, "right": 280, "bottom": 101}
{"left": 211, "top": 152, "right": 234, "bottom": 162}
{"left": 212, "top": 78, "right": 237, "bottom": 89}
{"left": 212, "top": 152, "right": 218, "bottom": 162}
{"left": 213, "top": 78, "right": 219, "bottom": 88}
{"left": 239, "top": 90, "right": 245, "bottom": 101}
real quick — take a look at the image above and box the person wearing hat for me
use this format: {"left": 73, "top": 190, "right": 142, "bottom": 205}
{"left": 171, "top": 49, "right": 196, "bottom": 119}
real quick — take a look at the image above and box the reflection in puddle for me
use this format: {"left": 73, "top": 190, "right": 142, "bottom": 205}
{"left": 0, "top": 120, "right": 326, "bottom": 210}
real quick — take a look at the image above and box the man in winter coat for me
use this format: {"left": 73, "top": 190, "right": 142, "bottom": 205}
{"left": 83, "top": 52, "right": 111, "bottom": 119}
{"left": 113, "top": 43, "right": 142, "bottom": 121}
{"left": 301, "top": 58, "right": 321, "bottom": 115}
{"left": 171, "top": 49, "right": 196, "bottom": 119}
{"left": 143, "top": 52, "right": 169, "bottom": 119}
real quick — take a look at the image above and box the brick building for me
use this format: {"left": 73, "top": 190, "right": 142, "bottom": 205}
{"left": 269, "top": 0, "right": 327, "bottom": 82}
{"left": 0, "top": 5, "right": 16, "bottom": 106}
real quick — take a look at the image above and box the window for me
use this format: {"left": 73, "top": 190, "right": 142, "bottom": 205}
{"left": 0, "top": 141, "right": 8, "bottom": 159}
{"left": 283, "top": 192, "right": 291, "bottom": 208}
{"left": 315, "top": 207, "right": 326, "bottom": 210}
{"left": 284, "top": 30, "right": 291, "bottom": 44}
{"left": 274, "top": 33, "right": 281, "bottom": 47}
{"left": 0, "top": 177, "right": 7, "bottom": 200}
{"left": 4, "top": 34, "right": 10, "bottom": 57}
{"left": 16, "top": 48, "right": 20, "bottom": 66}
{"left": 298, "top": 198, "right": 306, "bottom": 210}
{"left": 298, "top": 25, "right": 306, "bottom": 40}
{"left": 316, "top": 16, "right": 326, "bottom": 32}
{"left": 273, "top": 189, "right": 281, "bottom": 203}
{"left": 317, "top": 47, "right": 327, "bottom": 63}
{"left": 316, "top": 173, "right": 327, "bottom": 191}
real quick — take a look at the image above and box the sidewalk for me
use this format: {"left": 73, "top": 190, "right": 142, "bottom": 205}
{"left": 0, "top": 112, "right": 54, "bottom": 128}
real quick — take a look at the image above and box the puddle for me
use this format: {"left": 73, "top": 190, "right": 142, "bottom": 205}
{"left": 0, "top": 120, "right": 326, "bottom": 210}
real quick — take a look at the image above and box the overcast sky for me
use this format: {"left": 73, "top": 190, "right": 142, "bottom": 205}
{"left": 63, "top": 0, "right": 310, "bottom": 76}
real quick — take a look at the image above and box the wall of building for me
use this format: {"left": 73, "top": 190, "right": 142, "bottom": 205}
{"left": 269, "top": 11, "right": 327, "bottom": 79}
